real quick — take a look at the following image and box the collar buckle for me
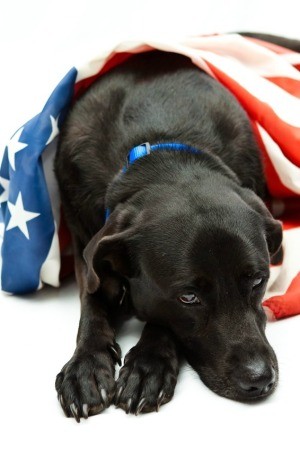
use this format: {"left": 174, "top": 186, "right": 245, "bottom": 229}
{"left": 126, "top": 142, "right": 151, "bottom": 168}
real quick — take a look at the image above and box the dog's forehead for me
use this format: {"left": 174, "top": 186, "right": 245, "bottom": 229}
{"left": 189, "top": 223, "right": 268, "bottom": 275}
{"left": 138, "top": 209, "right": 268, "bottom": 281}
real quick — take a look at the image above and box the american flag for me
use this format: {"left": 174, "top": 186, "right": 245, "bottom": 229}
{"left": 1, "top": 33, "right": 300, "bottom": 319}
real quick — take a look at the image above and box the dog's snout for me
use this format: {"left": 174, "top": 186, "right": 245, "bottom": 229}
{"left": 233, "top": 360, "right": 276, "bottom": 398}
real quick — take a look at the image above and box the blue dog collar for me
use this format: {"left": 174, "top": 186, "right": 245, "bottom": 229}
{"left": 126, "top": 142, "right": 200, "bottom": 169}
{"left": 105, "top": 142, "right": 201, "bottom": 221}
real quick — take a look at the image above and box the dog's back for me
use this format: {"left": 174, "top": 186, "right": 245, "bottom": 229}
{"left": 56, "top": 51, "right": 264, "bottom": 243}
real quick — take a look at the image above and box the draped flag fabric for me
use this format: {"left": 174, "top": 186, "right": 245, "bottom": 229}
{"left": 1, "top": 33, "right": 300, "bottom": 319}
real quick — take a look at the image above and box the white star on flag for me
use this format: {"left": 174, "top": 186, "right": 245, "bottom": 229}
{"left": 46, "top": 115, "right": 59, "bottom": 145}
{"left": 0, "top": 176, "right": 9, "bottom": 203}
{"left": 6, "top": 192, "right": 40, "bottom": 239}
{"left": 7, "top": 127, "right": 28, "bottom": 171}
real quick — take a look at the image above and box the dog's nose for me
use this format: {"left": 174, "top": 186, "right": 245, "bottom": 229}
{"left": 234, "top": 360, "right": 276, "bottom": 398}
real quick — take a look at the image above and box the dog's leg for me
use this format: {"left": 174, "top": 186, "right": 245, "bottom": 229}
{"left": 55, "top": 238, "right": 121, "bottom": 422}
{"left": 115, "top": 323, "right": 180, "bottom": 414}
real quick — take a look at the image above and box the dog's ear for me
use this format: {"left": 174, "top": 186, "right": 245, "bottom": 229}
{"left": 83, "top": 209, "right": 137, "bottom": 294}
{"left": 265, "top": 217, "right": 283, "bottom": 263}
{"left": 240, "top": 188, "right": 283, "bottom": 261}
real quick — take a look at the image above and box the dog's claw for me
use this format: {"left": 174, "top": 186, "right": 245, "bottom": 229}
{"left": 108, "top": 344, "right": 122, "bottom": 366}
{"left": 125, "top": 398, "right": 132, "bottom": 414}
{"left": 115, "top": 386, "right": 123, "bottom": 405}
{"left": 135, "top": 397, "right": 147, "bottom": 415}
{"left": 58, "top": 394, "right": 70, "bottom": 418}
{"left": 70, "top": 403, "right": 80, "bottom": 423}
{"left": 156, "top": 390, "right": 165, "bottom": 412}
{"left": 100, "top": 388, "right": 108, "bottom": 407}
{"left": 82, "top": 403, "right": 89, "bottom": 419}
{"left": 58, "top": 393, "right": 64, "bottom": 407}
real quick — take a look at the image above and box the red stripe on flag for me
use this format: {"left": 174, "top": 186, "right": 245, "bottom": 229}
{"left": 266, "top": 77, "right": 300, "bottom": 98}
{"left": 250, "top": 121, "right": 298, "bottom": 198}
{"left": 275, "top": 198, "right": 300, "bottom": 230}
{"left": 205, "top": 61, "right": 300, "bottom": 168}
{"left": 263, "top": 272, "right": 300, "bottom": 319}
{"left": 74, "top": 52, "right": 136, "bottom": 100}
{"left": 74, "top": 46, "right": 154, "bottom": 100}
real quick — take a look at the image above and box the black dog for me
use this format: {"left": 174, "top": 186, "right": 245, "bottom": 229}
{"left": 54, "top": 33, "right": 299, "bottom": 421}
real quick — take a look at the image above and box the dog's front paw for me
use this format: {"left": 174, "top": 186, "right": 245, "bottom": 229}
{"left": 115, "top": 347, "right": 178, "bottom": 414}
{"left": 55, "top": 344, "right": 120, "bottom": 422}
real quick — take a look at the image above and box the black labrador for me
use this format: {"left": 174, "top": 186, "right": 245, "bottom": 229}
{"left": 54, "top": 33, "right": 299, "bottom": 421}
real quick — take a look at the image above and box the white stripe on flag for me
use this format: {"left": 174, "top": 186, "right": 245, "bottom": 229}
{"left": 257, "top": 124, "right": 300, "bottom": 194}
{"left": 266, "top": 227, "right": 300, "bottom": 298}
{"left": 41, "top": 137, "right": 61, "bottom": 288}
{"left": 39, "top": 222, "right": 60, "bottom": 288}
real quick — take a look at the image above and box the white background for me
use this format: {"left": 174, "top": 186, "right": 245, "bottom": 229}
{"left": 1, "top": 1, "right": 300, "bottom": 448}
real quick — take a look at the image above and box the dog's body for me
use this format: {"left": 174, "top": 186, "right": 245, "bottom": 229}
{"left": 54, "top": 33, "right": 299, "bottom": 421}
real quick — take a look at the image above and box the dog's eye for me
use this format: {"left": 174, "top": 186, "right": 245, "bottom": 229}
{"left": 252, "top": 278, "right": 264, "bottom": 288}
{"left": 178, "top": 293, "right": 201, "bottom": 305}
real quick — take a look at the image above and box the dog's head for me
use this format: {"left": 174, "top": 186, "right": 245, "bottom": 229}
{"left": 83, "top": 167, "right": 282, "bottom": 402}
